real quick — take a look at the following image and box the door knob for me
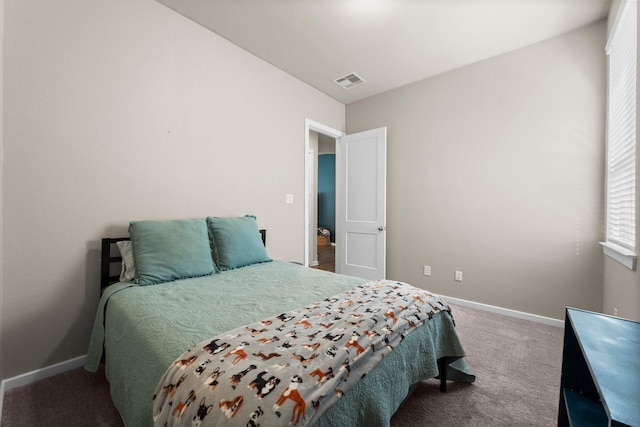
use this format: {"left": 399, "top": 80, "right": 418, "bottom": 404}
{"left": 378, "top": 226, "right": 385, "bottom": 231}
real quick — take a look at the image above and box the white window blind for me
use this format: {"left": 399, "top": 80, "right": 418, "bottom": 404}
{"left": 604, "top": 0, "right": 637, "bottom": 264}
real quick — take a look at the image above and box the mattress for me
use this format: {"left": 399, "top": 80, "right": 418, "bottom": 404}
{"left": 86, "top": 261, "right": 474, "bottom": 426}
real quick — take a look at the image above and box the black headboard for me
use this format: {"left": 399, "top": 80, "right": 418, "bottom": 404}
{"left": 100, "top": 237, "right": 131, "bottom": 291}
{"left": 100, "top": 229, "right": 266, "bottom": 291}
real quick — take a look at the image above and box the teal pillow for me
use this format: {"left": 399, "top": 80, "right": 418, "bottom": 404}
{"left": 207, "top": 215, "right": 271, "bottom": 271}
{"left": 129, "top": 218, "right": 215, "bottom": 286}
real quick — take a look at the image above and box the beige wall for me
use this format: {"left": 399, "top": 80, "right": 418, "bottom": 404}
{"left": 318, "top": 134, "right": 336, "bottom": 154}
{"left": 0, "top": 0, "right": 4, "bottom": 382}
{"left": 602, "top": 1, "right": 640, "bottom": 322}
{"left": 1, "top": 1, "right": 626, "bottom": 382}
{"left": 347, "top": 22, "right": 607, "bottom": 321}
{"left": 2, "top": 0, "right": 344, "bottom": 379}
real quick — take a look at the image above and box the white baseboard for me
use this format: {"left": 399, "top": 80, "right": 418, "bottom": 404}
{"left": 1, "top": 354, "right": 87, "bottom": 392}
{"left": 0, "top": 379, "right": 4, "bottom": 422}
{"left": 442, "top": 295, "right": 564, "bottom": 328}
{"left": 0, "top": 355, "right": 87, "bottom": 421}
{"left": 0, "top": 296, "right": 562, "bottom": 419}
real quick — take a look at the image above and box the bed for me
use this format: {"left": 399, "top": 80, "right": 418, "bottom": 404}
{"left": 85, "top": 216, "right": 474, "bottom": 427}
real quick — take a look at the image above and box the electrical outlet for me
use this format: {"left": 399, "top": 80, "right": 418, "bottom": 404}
{"left": 614, "top": 308, "right": 618, "bottom": 316}
{"left": 423, "top": 265, "right": 431, "bottom": 276}
{"left": 455, "top": 271, "right": 463, "bottom": 282}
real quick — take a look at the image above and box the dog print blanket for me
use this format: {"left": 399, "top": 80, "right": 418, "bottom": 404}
{"left": 152, "top": 280, "right": 450, "bottom": 427}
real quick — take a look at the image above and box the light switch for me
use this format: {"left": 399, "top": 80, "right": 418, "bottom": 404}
{"left": 286, "top": 194, "right": 294, "bottom": 204}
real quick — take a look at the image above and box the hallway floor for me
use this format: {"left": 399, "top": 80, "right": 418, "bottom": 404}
{"left": 312, "top": 244, "right": 335, "bottom": 272}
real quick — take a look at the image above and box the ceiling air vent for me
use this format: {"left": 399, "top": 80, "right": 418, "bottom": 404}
{"left": 334, "top": 72, "right": 366, "bottom": 89}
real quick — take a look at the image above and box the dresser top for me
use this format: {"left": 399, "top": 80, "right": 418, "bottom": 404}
{"left": 567, "top": 308, "right": 640, "bottom": 426}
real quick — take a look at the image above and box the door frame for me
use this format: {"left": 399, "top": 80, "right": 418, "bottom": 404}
{"left": 304, "top": 118, "right": 344, "bottom": 268}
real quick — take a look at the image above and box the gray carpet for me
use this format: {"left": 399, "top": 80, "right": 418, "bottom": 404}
{"left": 1, "top": 303, "right": 564, "bottom": 426}
{"left": 391, "top": 304, "right": 563, "bottom": 426}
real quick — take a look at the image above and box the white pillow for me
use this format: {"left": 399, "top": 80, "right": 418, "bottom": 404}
{"left": 116, "top": 240, "right": 136, "bottom": 282}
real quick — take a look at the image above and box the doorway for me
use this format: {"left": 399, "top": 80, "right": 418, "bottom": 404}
{"left": 304, "top": 120, "right": 387, "bottom": 279}
{"left": 304, "top": 119, "right": 343, "bottom": 270}
{"left": 315, "top": 137, "right": 336, "bottom": 272}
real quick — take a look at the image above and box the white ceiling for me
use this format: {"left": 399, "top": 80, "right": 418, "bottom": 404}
{"left": 155, "top": 0, "right": 611, "bottom": 105}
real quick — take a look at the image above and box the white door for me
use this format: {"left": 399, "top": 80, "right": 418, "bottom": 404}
{"left": 336, "top": 127, "right": 387, "bottom": 280}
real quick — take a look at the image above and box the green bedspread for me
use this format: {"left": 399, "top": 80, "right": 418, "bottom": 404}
{"left": 86, "top": 261, "right": 474, "bottom": 427}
